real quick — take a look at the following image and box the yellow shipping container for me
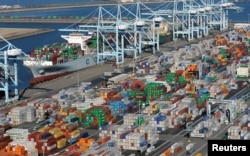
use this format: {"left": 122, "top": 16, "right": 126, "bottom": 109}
{"left": 195, "top": 153, "right": 202, "bottom": 156}
{"left": 57, "top": 138, "right": 67, "bottom": 149}
{"left": 186, "top": 113, "right": 192, "bottom": 118}
{"left": 70, "top": 129, "right": 80, "bottom": 137}
{"left": 38, "top": 127, "right": 49, "bottom": 133}
{"left": 49, "top": 128, "right": 61, "bottom": 134}
{"left": 54, "top": 131, "right": 64, "bottom": 138}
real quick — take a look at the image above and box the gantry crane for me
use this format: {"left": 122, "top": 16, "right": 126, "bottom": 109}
{"left": 207, "top": 99, "right": 235, "bottom": 123}
{"left": 59, "top": 2, "right": 164, "bottom": 66}
{"left": 0, "top": 36, "right": 30, "bottom": 104}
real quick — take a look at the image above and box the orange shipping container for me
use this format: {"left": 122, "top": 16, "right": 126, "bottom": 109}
{"left": 162, "top": 148, "right": 171, "bottom": 156}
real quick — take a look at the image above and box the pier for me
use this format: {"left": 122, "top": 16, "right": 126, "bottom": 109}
{"left": 0, "top": 28, "right": 54, "bottom": 42}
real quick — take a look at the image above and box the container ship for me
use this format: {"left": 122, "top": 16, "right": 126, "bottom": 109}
{"left": 23, "top": 33, "right": 98, "bottom": 85}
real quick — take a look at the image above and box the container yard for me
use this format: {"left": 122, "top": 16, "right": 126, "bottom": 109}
{"left": 1, "top": 24, "right": 250, "bottom": 155}
{"left": 1, "top": 1, "right": 250, "bottom": 156}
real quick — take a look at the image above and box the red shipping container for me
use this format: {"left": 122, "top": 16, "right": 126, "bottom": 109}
{"left": 43, "top": 140, "right": 57, "bottom": 147}
{"left": 68, "top": 107, "right": 77, "bottom": 113}
{"left": 0, "top": 136, "right": 11, "bottom": 142}
{"left": 0, "top": 142, "right": 8, "bottom": 150}
{"left": 43, "top": 136, "right": 55, "bottom": 143}
{"left": 67, "top": 124, "right": 78, "bottom": 132}
{"left": 177, "top": 107, "right": 188, "bottom": 115}
{"left": 55, "top": 135, "right": 65, "bottom": 141}
{"left": 173, "top": 146, "right": 182, "bottom": 154}
{"left": 39, "top": 104, "right": 51, "bottom": 110}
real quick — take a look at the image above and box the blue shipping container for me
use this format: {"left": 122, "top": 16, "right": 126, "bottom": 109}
{"left": 70, "top": 117, "right": 79, "bottom": 123}
{"left": 107, "top": 142, "right": 115, "bottom": 147}
{"left": 41, "top": 132, "right": 52, "bottom": 139}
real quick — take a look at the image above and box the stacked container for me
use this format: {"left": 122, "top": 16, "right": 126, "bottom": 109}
{"left": 124, "top": 133, "right": 148, "bottom": 152}
{"left": 134, "top": 125, "right": 159, "bottom": 145}
{"left": 0, "top": 128, "right": 12, "bottom": 150}
{"left": 48, "top": 128, "right": 67, "bottom": 148}
{"left": 1, "top": 144, "right": 29, "bottom": 156}
{"left": 6, "top": 128, "right": 29, "bottom": 141}
{"left": 148, "top": 113, "right": 168, "bottom": 132}
{"left": 228, "top": 126, "right": 241, "bottom": 140}
{"left": 143, "top": 102, "right": 159, "bottom": 115}
{"left": 76, "top": 138, "right": 94, "bottom": 153}
{"left": 85, "top": 97, "right": 106, "bottom": 106}
{"left": 28, "top": 131, "right": 57, "bottom": 154}
{"left": 0, "top": 114, "right": 11, "bottom": 131}
{"left": 27, "top": 98, "right": 59, "bottom": 122}
{"left": 7, "top": 106, "right": 35, "bottom": 125}
{"left": 71, "top": 101, "right": 92, "bottom": 112}
{"left": 109, "top": 101, "right": 128, "bottom": 116}
{"left": 60, "top": 123, "right": 80, "bottom": 144}
{"left": 123, "top": 114, "right": 141, "bottom": 126}
{"left": 9, "top": 140, "right": 38, "bottom": 156}
{"left": 145, "top": 82, "right": 165, "bottom": 100}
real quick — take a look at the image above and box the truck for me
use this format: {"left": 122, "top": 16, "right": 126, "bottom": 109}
{"left": 146, "top": 145, "right": 155, "bottom": 155}
{"left": 186, "top": 143, "right": 195, "bottom": 155}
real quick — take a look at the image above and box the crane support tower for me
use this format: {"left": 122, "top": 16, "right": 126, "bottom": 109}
{"left": 0, "top": 36, "right": 30, "bottom": 104}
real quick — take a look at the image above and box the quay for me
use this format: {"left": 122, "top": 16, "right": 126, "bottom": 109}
{"left": 0, "top": 28, "right": 54, "bottom": 41}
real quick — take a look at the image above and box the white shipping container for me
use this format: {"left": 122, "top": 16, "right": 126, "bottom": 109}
{"left": 186, "top": 143, "right": 194, "bottom": 151}
{"left": 237, "top": 67, "right": 249, "bottom": 77}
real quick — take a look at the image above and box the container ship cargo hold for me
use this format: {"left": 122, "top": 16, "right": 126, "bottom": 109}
{"left": 23, "top": 33, "right": 98, "bottom": 85}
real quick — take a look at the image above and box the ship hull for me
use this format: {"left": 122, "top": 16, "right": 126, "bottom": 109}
{"left": 24, "top": 55, "right": 97, "bottom": 85}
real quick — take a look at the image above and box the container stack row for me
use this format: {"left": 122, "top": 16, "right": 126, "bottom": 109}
{"left": 0, "top": 144, "right": 29, "bottom": 156}
{"left": 52, "top": 88, "right": 83, "bottom": 108}
{"left": 148, "top": 113, "right": 168, "bottom": 132}
{"left": 0, "top": 114, "right": 11, "bottom": 132}
{"left": 229, "top": 114, "right": 250, "bottom": 140}
{"left": 28, "top": 127, "right": 68, "bottom": 154}
{"left": 5, "top": 128, "right": 29, "bottom": 141}
{"left": 99, "top": 122, "right": 158, "bottom": 153}
{"left": 27, "top": 98, "right": 60, "bottom": 122}
{"left": 8, "top": 140, "right": 38, "bottom": 156}
{"left": 133, "top": 125, "right": 159, "bottom": 145}
{"left": 190, "top": 119, "right": 213, "bottom": 138}
{"left": 7, "top": 106, "right": 36, "bottom": 125}
{"left": 136, "top": 58, "right": 161, "bottom": 75}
